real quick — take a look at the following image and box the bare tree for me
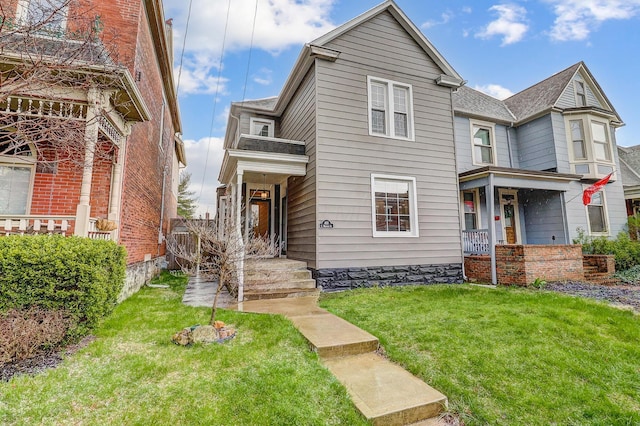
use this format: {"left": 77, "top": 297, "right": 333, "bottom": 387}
{"left": 0, "top": 0, "right": 126, "bottom": 168}
{"left": 167, "top": 210, "right": 280, "bottom": 324}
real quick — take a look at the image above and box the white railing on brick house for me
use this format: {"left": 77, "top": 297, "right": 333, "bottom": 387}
{"left": 0, "top": 215, "right": 114, "bottom": 241}
{"left": 462, "top": 229, "right": 490, "bottom": 254}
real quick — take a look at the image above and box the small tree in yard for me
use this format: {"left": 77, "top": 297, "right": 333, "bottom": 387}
{"left": 167, "top": 210, "right": 280, "bottom": 324}
{"left": 177, "top": 171, "right": 197, "bottom": 219}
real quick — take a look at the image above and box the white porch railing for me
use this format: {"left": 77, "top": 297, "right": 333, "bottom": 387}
{"left": 0, "top": 215, "right": 114, "bottom": 240}
{"left": 462, "top": 229, "right": 490, "bottom": 254}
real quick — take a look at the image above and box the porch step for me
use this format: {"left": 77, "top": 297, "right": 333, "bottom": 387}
{"left": 243, "top": 287, "right": 320, "bottom": 301}
{"left": 245, "top": 269, "right": 313, "bottom": 282}
{"left": 323, "top": 353, "right": 448, "bottom": 426}
{"left": 245, "top": 278, "right": 317, "bottom": 291}
{"left": 245, "top": 258, "right": 309, "bottom": 271}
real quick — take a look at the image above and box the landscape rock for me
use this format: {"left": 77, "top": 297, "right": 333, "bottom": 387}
{"left": 192, "top": 325, "right": 218, "bottom": 343}
{"left": 171, "top": 328, "right": 193, "bottom": 346}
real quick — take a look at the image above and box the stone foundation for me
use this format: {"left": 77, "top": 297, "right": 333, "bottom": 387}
{"left": 118, "top": 257, "right": 164, "bottom": 302}
{"left": 313, "top": 263, "right": 463, "bottom": 292}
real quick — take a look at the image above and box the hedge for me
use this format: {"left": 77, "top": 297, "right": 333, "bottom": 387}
{"left": 0, "top": 235, "right": 126, "bottom": 335}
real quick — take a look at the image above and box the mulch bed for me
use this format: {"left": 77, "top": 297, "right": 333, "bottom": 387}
{"left": 0, "top": 335, "right": 95, "bottom": 382}
{"left": 545, "top": 282, "right": 640, "bottom": 312}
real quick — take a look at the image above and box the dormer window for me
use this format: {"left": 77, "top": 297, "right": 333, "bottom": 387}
{"left": 250, "top": 117, "right": 274, "bottom": 138}
{"left": 575, "top": 80, "right": 586, "bottom": 107}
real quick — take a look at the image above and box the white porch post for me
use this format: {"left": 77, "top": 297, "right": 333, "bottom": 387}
{"left": 236, "top": 172, "right": 245, "bottom": 303}
{"left": 107, "top": 125, "right": 130, "bottom": 241}
{"left": 74, "top": 87, "right": 101, "bottom": 237}
{"left": 487, "top": 174, "right": 497, "bottom": 285}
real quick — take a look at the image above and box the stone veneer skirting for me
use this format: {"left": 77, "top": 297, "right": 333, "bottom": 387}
{"left": 118, "top": 257, "right": 164, "bottom": 302}
{"left": 313, "top": 263, "right": 463, "bottom": 292}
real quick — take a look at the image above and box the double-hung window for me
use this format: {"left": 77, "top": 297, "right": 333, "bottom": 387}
{"left": 569, "top": 120, "right": 587, "bottom": 160}
{"left": 462, "top": 190, "right": 479, "bottom": 230}
{"left": 0, "top": 139, "right": 35, "bottom": 215}
{"left": 586, "top": 190, "right": 608, "bottom": 235}
{"left": 371, "top": 174, "right": 418, "bottom": 237}
{"left": 470, "top": 120, "right": 496, "bottom": 166}
{"left": 575, "top": 80, "right": 587, "bottom": 107}
{"left": 591, "top": 121, "right": 611, "bottom": 161}
{"left": 367, "top": 77, "right": 413, "bottom": 140}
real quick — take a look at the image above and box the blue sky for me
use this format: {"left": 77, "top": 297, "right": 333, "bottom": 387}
{"left": 162, "top": 0, "right": 640, "bottom": 216}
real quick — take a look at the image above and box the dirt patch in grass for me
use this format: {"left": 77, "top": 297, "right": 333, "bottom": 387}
{"left": 0, "top": 335, "right": 95, "bottom": 382}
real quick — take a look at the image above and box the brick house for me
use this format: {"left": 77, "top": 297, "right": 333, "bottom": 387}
{"left": 0, "top": 0, "right": 185, "bottom": 296}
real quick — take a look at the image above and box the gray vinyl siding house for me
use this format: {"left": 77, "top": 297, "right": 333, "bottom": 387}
{"left": 218, "top": 0, "right": 628, "bottom": 288}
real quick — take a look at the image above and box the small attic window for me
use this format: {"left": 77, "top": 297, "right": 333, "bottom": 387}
{"left": 575, "top": 80, "right": 586, "bottom": 107}
{"left": 250, "top": 117, "right": 274, "bottom": 138}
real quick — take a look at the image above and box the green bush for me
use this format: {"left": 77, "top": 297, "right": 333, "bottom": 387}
{"left": 0, "top": 235, "right": 126, "bottom": 335}
{"left": 574, "top": 227, "right": 640, "bottom": 271}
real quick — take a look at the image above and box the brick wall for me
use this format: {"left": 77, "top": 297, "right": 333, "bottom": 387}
{"left": 496, "top": 245, "right": 584, "bottom": 286}
{"left": 464, "top": 255, "right": 492, "bottom": 283}
{"left": 583, "top": 254, "right": 616, "bottom": 275}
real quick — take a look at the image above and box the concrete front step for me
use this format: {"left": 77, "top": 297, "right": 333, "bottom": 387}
{"left": 289, "top": 313, "right": 379, "bottom": 358}
{"left": 323, "top": 353, "right": 448, "bottom": 426}
{"left": 245, "top": 258, "right": 309, "bottom": 271}
{"left": 243, "top": 287, "right": 320, "bottom": 301}
{"left": 245, "top": 269, "right": 312, "bottom": 283}
{"left": 245, "top": 278, "right": 317, "bottom": 291}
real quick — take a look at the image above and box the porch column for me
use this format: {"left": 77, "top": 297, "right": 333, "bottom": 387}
{"left": 107, "top": 124, "right": 130, "bottom": 242}
{"left": 235, "top": 172, "right": 245, "bottom": 303}
{"left": 74, "top": 87, "right": 101, "bottom": 237}
{"left": 486, "top": 174, "right": 497, "bottom": 284}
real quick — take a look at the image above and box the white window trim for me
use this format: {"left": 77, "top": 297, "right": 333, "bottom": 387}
{"left": 470, "top": 119, "right": 497, "bottom": 166}
{"left": 574, "top": 80, "right": 587, "bottom": 107}
{"left": 498, "top": 189, "right": 522, "bottom": 244}
{"left": 565, "top": 114, "right": 615, "bottom": 175}
{"left": 249, "top": 117, "right": 275, "bottom": 138}
{"left": 461, "top": 188, "right": 481, "bottom": 230}
{"left": 0, "top": 160, "right": 36, "bottom": 215}
{"left": 367, "top": 76, "right": 415, "bottom": 141}
{"left": 370, "top": 173, "right": 419, "bottom": 238}
{"left": 584, "top": 186, "right": 610, "bottom": 236}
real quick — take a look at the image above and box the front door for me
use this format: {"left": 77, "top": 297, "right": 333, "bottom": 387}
{"left": 250, "top": 200, "right": 270, "bottom": 238}
{"left": 499, "top": 189, "right": 520, "bottom": 244}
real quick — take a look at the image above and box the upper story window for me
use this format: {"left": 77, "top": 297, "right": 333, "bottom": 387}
{"left": 249, "top": 117, "right": 274, "bottom": 138}
{"left": 470, "top": 120, "right": 496, "bottom": 166}
{"left": 575, "top": 80, "right": 587, "bottom": 107}
{"left": 566, "top": 114, "right": 613, "bottom": 168}
{"left": 367, "top": 76, "right": 414, "bottom": 141}
{"left": 17, "top": 0, "right": 69, "bottom": 32}
{"left": 371, "top": 174, "right": 418, "bottom": 237}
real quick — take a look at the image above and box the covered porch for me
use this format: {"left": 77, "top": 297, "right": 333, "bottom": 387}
{"left": 218, "top": 133, "right": 309, "bottom": 251}
{"left": 459, "top": 166, "right": 582, "bottom": 284}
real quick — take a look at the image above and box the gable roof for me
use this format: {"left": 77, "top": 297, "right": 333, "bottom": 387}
{"left": 456, "top": 61, "right": 623, "bottom": 126}
{"left": 228, "top": 0, "right": 464, "bottom": 120}
{"left": 453, "top": 86, "right": 515, "bottom": 123}
{"left": 618, "top": 145, "right": 640, "bottom": 188}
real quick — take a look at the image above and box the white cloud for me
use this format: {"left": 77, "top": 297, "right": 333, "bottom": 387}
{"left": 462, "top": 6, "right": 473, "bottom": 14}
{"left": 421, "top": 11, "right": 454, "bottom": 29}
{"left": 253, "top": 68, "right": 273, "bottom": 86}
{"left": 474, "top": 84, "right": 515, "bottom": 100}
{"left": 546, "top": 0, "right": 640, "bottom": 41}
{"left": 181, "top": 136, "right": 226, "bottom": 217}
{"left": 476, "top": 4, "right": 529, "bottom": 46}
{"left": 165, "top": 0, "right": 337, "bottom": 95}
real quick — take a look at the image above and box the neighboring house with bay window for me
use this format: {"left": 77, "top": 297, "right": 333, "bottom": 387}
{"left": 0, "top": 0, "right": 186, "bottom": 295}
{"left": 217, "top": 1, "right": 628, "bottom": 288}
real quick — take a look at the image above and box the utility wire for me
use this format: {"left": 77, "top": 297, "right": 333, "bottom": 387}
{"left": 241, "top": 0, "right": 260, "bottom": 104}
{"left": 175, "top": 0, "right": 193, "bottom": 96}
{"left": 198, "top": 0, "right": 232, "bottom": 202}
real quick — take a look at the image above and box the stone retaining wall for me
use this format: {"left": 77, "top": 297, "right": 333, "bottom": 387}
{"left": 118, "top": 257, "right": 164, "bottom": 302}
{"left": 313, "top": 263, "right": 463, "bottom": 292}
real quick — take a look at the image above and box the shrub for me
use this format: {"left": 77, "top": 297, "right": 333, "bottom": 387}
{"left": 574, "top": 228, "right": 640, "bottom": 271}
{"left": 0, "top": 235, "right": 126, "bottom": 335}
{"left": 0, "top": 307, "right": 75, "bottom": 364}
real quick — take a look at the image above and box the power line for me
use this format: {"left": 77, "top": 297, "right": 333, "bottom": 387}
{"left": 175, "top": 0, "right": 193, "bottom": 96}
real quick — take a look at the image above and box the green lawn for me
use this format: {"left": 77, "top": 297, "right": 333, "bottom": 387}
{"left": 320, "top": 285, "right": 640, "bottom": 426}
{"left": 0, "top": 273, "right": 366, "bottom": 426}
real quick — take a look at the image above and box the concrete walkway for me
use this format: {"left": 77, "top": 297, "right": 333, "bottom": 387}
{"left": 181, "top": 278, "right": 448, "bottom": 425}
{"left": 237, "top": 297, "right": 448, "bottom": 426}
